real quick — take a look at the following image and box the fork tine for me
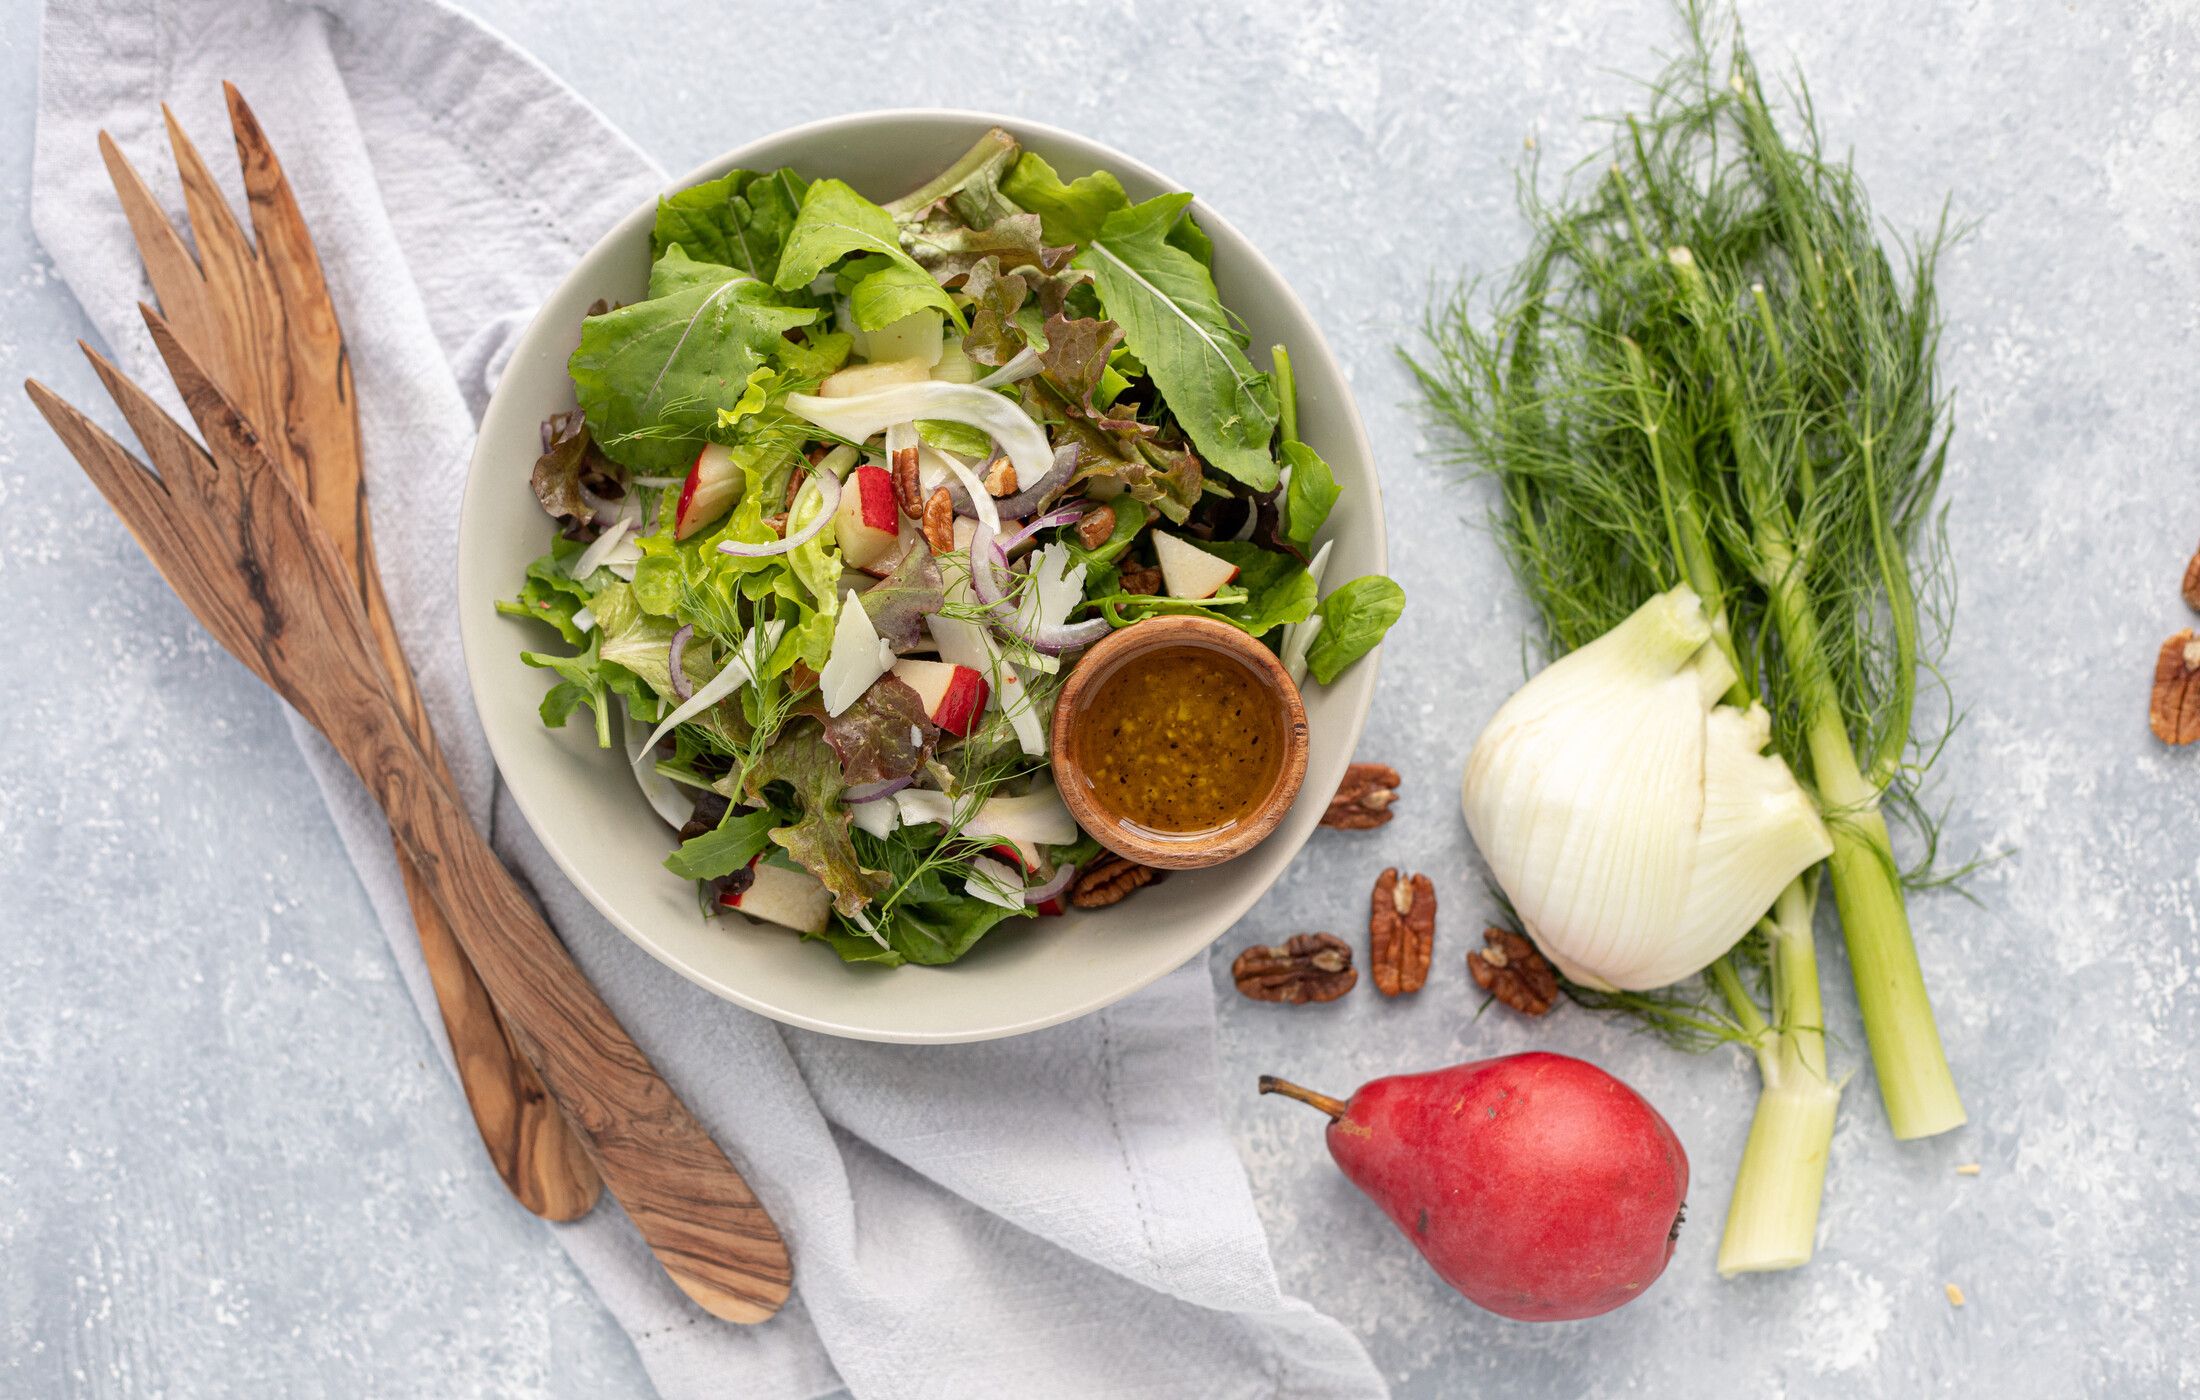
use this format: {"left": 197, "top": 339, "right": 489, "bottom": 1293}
{"left": 80, "top": 335, "right": 225, "bottom": 496}
{"left": 223, "top": 83, "right": 336, "bottom": 316}
{"left": 98, "top": 130, "right": 214, "bottom": 342}
{"left": 21, "top": 378, "right": 276, "bottom": 687}
{"left": 161, "top": 104, "right": 285, "bottom": 422}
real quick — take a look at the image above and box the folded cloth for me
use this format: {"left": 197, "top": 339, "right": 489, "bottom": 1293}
{"left": 32, "top": 0, "right": 1388, "bottom": 1394}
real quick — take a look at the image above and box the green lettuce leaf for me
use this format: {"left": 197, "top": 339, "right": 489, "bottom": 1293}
{"left": 903, "top": 209, "right": 1071, "bottom": 286}
{"left": 773, "top": 179, "right": 964, "bottom": 331}
{"left": 663, "top": 806, "right": 780, "bottom": 882}
{"left": 1076, "top": 194, "right": 1278, "bottom": 490}
{"left": 569, "top": 248, "right": 819, "bottom": 473}
{"left": 1305, "top": 575, "right": 1406, "bottom": 684}
{"left": 652, "top": 169, "right": 808, "bottom": 279}
{"left": 1000, "top": 153, "right": 1129, "bottom": 245}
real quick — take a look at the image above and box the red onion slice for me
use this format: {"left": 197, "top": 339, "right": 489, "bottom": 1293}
{"left": 667, "top": 624, "right": 695, "bottom": 701}
{"left": 1022, "top": 861, "right": 1077, "bottom": 906}
{"left": 716, "top": 470, "right": 841, "bottom": 558}
{"left": 968, "top": 518, "right": 1109, "bottom": 653}
{"left": 998, "top": 505, "right": 1086, "bottom": 555}
{"left": 844, "top": 775, "right": 914, "bottom": 804}
{"left": 989, "top": 445, "right": 1079, "bottom": 520}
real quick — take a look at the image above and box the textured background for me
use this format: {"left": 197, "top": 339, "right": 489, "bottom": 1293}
{"left": 4, "top": 0, "right": 2197, "bottom": 1395}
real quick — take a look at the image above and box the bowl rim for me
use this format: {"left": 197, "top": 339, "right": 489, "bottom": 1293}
{"left": 458, "top": 106, "right": 1386, "bottom": 1042}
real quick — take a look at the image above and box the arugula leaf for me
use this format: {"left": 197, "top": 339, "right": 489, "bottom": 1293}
{"left": 664, "top": 806, "right": 779, "bottom": 881}
{"left": 570, "top": 249, "right": 819, "bottom": 473}
{"left": 846, "top": 258, "right": 956, "bottom": 333}
{"left": 1000, "top": 153, "right": 1129, "bottom": 245}
{"left": 773, "top": 179, "right": 965, "bottom": 331}
{"left": 1072, "top": 194, "right": 1278, "bottom": 489}
{"left": 842, "top": 827, "right": 1028, "bottom": 967}
{"left": 1281, "top": 440, "right": 1340, "bottom": 547}
{"left": 652, "top": 168, "right": 809, "bottom": 280}
{"left": 743, "top": 721, "right": 888, "bottom": 915}
{"left": 522, "top": 631, "right": 659, "bottom": 748}
{"left": 1305, "top": 575, "right": 1406, "bottom": 684}
{"left": 497, "top": 539, "right": 597, "bottom": 645}
{"left": 1204, "top": 541, "right": 1318, "bottom": 636}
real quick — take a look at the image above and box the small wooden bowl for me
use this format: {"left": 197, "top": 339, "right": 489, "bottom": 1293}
{"left": 1051, "top": 615, "right": 1310, "bottom": 871}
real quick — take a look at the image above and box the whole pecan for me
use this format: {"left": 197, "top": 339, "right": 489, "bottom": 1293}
{"left": 1118, "top": 564, "right": 1164, "bottom": 596}
{"left": 1322, "top": 763, "right": 1400, "bottom": 829}
{"left": 892, "top": 444, "right": 924, "bottom": 517}
{"left": 1232, "top": 933, "right": 1358, "bottom": 1004}
{"left": 1369, "top": 868, "right": 1435, "bottom": 996}
{"left": 1071, "top": 855, "right": 1162, "bottom": 908}
{"left": 921, "top": 486, "right": 957, "bottom": 556}
{"left": 1076, "top": 503, "right": 1118, "bottom": 551}
{"left": 2150, "top": 629, "right": 2200, "bottom": 745}
{"left": 1468, "top": 927, "right": 1559, "bottom": 1016}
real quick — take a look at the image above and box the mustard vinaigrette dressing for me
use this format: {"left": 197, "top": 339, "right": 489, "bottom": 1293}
{"left": 1068, "top": 639, "right": 1286, "bottom": 837}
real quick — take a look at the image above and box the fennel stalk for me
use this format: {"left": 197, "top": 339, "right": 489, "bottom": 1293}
{"left": 1411, "top": 6, "right": 1971, "bottom": 1267}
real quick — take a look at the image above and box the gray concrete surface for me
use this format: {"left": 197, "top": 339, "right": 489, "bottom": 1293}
{"left": 5, "top": 0, "right": 2197, "bottom": 1395}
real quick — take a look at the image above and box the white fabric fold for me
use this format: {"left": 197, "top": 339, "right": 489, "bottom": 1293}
{"left": 32, "top": 0, "right": 1387, "bottom": 1395}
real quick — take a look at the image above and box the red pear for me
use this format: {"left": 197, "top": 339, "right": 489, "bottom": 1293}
{"left": 1262, "top": 1052, "right": 1688, "bottom": 1322}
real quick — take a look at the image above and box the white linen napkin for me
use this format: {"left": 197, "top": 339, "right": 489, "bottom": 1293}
{"left": 31, "top": 0, "right": 1388, "bottom": 1395}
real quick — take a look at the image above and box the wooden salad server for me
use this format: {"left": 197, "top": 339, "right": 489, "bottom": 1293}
{"left": 26, "top": 326, "right": 792, "bottom": 1323}
{"left": 96, "top": 87, "right": 601, "bottom": 1221}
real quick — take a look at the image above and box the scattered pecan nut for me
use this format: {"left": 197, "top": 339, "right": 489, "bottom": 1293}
{"left": 921, "top": 486, "right": 957, "bottom": 556}
{"left": 1232, "top": 933, "right": 1358, "bottom": 1004}
{"left": 1071, "top": 855, "right": 1162, "bottom": 908}
{"left": 891, "top": 444, "right": 924, "bottom": 517}
{"left": 1118, "top": 564, "right": 1164, "bottom": 596}
{"left": 1076, "top": 503, "right": 1118, "bottom": 551}
{"left": 1369, "top": 868, "right": 1435, "bottom": 996}
{"left": 2184, "top": 542, "right": 2200, "bottom": 614}
{"left": 1469, "top": 927, "right": 1559, "bottom": 1016}
{"left": 1322, "top": 763, "right": 1400, "bottom": 830}
{"left": 983, "top": 455, "right": 1019, "bottom": 497}
{"left": 2150, "top": 629, "right": 2200, "bottom": 745}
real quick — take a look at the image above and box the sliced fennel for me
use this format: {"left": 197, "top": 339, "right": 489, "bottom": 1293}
{"left": 629, "top": 621, "right": 784, "bottom": 763}
{"left": 787, "top": 381, "right": 1052, "bottom": 490}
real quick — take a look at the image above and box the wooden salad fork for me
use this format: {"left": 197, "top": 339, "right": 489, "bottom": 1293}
{"left": 96, "top": 87, "right": 602, "bottom": 1221}
{"left": 26, "top": 323, "right": 791, "bottom": 1324}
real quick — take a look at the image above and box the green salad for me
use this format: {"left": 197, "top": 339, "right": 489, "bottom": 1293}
{"left": 500, "top": 127, "right": 1404, "bottom": 967}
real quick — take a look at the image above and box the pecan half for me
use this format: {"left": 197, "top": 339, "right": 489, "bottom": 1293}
{"left": 1232, "top": 933, "right": 1358, "bottom": 1004}
{"left": 1119, "top": 564, "right": 1164, "bottom": 596}
{"left": 1369, "top": 868, "right": 1435, "bottom": 996}
{"left": 1071, "top": 856, "right": 1162, "bottom": 908}
{"left": 2150, "top": 629, "right": 2200, "bottom": 745}
{"left": 1077, "top": 503, "right": 1118, "bottom": 551}
{"left": 983, "top": 455, "right": 1018, "bottom": 497}
{"left": 2184, "top": 541, "right": 2200, "bottom": 613}
{"left": 921, "top": 486, "right": 956, "bottom": 556}
{"left": 892, "top": 445, "right": 924, "bottom": 517}
{"left": 1322, "top": 763, "right": 1400, "bottom": 829}
{"left": 1469, "top": 927, "right": 1558, "bottom": 1016}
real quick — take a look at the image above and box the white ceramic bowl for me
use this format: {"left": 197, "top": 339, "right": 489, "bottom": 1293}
{"left": 458, "top": 110, "right": 1385, "bottom": 1043}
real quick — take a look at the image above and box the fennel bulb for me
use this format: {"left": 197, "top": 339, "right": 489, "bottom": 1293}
{"left": 1461, "top": 586, "right": 1830, "bottom": 992}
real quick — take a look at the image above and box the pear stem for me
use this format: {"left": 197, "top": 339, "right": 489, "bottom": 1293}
{"left": 1258, "top": 1076, "right": 1348, "bottom": 1120}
